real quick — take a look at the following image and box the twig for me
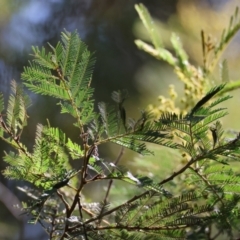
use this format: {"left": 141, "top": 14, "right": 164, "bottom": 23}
{"left": 83, "top": 132, "right": 240, "bottom": 227}
{"left": 77, "top": 197, "right": 88, "bottom": 240}
{"left": 83, "top": 154, "right": 200, "bottom": 226}
{"left": 97, "top": 147, "right": 125, "bottom": 225}
{"left": 94, "top": 224, "right": 188, "bottom": 231}
{"left": 57, "top": 190, "right": 70, "bottom": 212}
{"left": 68, "top": 146, "right": 95, "bottom": 215}
{"left": 189, "top": 166, "right": 225, "bottom": 206}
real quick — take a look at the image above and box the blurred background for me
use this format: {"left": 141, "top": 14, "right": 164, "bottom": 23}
{"left": 0, "top": 0, "right": 240, "bottom": 239}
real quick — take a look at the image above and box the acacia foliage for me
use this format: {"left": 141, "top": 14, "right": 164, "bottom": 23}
{"left": 1, "top": 5, "right": 240, "bottom": 240}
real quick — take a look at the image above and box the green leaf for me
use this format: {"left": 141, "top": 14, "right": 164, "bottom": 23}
{"left": 189, "top": 84, "right": 226, "bottom": 117}
{"left": 170, "top": 33, "right": 188, "bottom": 67}
{"left": 135, "top": 3, "right": 162, "bottom": 49}
{"left": 6, "top": 80, "right": 30, "bottom": 134}
{"left": 134, "top": 39, "right": 177, "bottom": 65}
{"left": 31, "top": 46, "right": 56, "bottom": 69}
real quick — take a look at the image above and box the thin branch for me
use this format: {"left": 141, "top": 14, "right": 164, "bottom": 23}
{"left": 189, "top": 166, "right": 225, "bottom": 206}
{"left": 57, "top": 190, "right": 70, "bottom": 212}
{"left": 97, "top": 147, "right": 125, "bottom": 225}
{"left": 77, "top": 197, "right": 88, "bottom": 240}
{"left": 68, "top": 145, "right": 95, "bottom": 216}
{"left": 82, "top": 207, "right": 110, "bottom": 225}
{"left": 84, "top": 136, "right": 238, "bottom": 226}
{"left": 94, "top": 224, "right": 188, "bottom": 231}
{"left": 83, "top": 154, "right": 200, "bottom": 226}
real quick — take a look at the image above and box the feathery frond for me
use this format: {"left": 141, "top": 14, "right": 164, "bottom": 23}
{"left": 22, "top": 30, "right": 96, "bottom": 128}
{"left": 1, "top": 17, "right": 240, "bottom": 239}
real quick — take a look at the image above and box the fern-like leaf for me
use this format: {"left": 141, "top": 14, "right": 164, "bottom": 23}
{"left": 134, "top": 3, "right": 162, "bottom": 49}
{"left": 189, "top": 84, "right": 225, "bottom": 117}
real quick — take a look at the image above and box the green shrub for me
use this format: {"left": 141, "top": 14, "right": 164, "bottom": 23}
{"left": 1, "top": 4, "right": 240, "bottom": 240}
